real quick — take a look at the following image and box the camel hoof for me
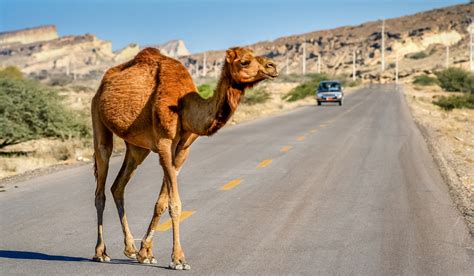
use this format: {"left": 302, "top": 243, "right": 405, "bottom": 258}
{"left": 124, "top": 251, "right": 137, "bottom": 259}
{"left": 92, "top": 255, "right": 111, "bottom": 263}
{"left": 140, "top": 257, "right": 157, "bottom": 264}
{"left": 169, "top": 262, "right": 191, "bottom": 270}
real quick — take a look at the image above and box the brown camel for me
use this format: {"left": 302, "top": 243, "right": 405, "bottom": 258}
{"left": 90, "top": 47, "right": 278, "bottom": 270}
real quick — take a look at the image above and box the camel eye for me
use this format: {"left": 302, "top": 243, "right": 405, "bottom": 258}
{"left": 240, "top": 60, "right": 250, "bottom": 67}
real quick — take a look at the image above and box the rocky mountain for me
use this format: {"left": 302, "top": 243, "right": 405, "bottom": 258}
{"left": 181, "top": 3, "right": 473, "bottom": 81}
{"left": 0, "top": 26, "right": 190, "bottom": 80}
{"left": 146, "top": 40, "right": 190, "bottom": 58}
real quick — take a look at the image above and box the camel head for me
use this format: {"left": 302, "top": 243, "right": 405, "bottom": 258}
{"left": 225, "top": 47, "right": 278, "bottom": 85}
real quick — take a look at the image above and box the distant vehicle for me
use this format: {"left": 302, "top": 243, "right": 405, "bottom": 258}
{"left": 316, "top": 80, "right": 344, "bottom": 106}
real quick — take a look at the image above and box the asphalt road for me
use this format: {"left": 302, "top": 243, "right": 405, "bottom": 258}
{"left": 1, "top": 85, "right": 473, "bottom": 275}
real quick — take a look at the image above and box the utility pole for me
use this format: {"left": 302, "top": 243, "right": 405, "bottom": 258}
{"left": 302, "top": 37, "right": 306, "bottom": 75}
{"left": 286, "top": 55, "right": 289, "bottom": 75}
{"left": 446, "top": 44, "right": 450, "bottom": 68}
{"left": 470, "top": 17, "right": 473, "bottom": 71}
{"left": 66, "top": 60, "right": 70, "bottom": 76}
{"left": 196, "top": 61, "right": 199, "bottom": 77}
{"left": 395, "top": 51, "right": 399, "bottom": 84}
{"left": 381, "top": 19, "right": 385, "bottom": 72}
{"left": 352, "top": 49, "right": 356, "bottom": 81}
{"left": 317, "top": 54, "right": 321, "bottom": 73}
{"left": 202, "top": 53, "right": 207, "bottom": 77}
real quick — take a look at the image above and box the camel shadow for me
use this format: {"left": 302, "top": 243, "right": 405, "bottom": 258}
{"left": 0, "top": 250, "right": 89, "bottom": 262}
{"left": 0, "top": 250, "right": 171, "bottom": 269}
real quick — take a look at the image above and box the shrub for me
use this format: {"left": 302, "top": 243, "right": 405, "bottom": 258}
{"left": 433, "top": 93, "right": 474, "bottom": 111}
{"left": 49, "top": 74, "right": 74, "bottom": 86}
{"left": 0, "top": 66, "right": 23, "bottom": 80}
{"left": 413, "top": 75, "right": 438, "bottom": 86}
{"left": 409, "top": 51, "right": 429, "bottom": 60}
{"left": 242, "top": 86, "right": 271, "bottom": 105}
{"left": 197, "top": 83, "right": 214, "bottom": 99}
{"left": 282, "top": 73, "right": 329, "bottom": 102}
{"left": 338, "top": 76, "right": 361, "bottom": 88}
{"left": 0, "top": 77, "right": 90, "bottom": 148}
{"left": 435, "top": 67, "right": 474, "bottom": 93}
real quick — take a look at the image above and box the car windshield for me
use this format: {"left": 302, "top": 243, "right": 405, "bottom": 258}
{"left": 319, "top": 82, "right": 341, "bottom": 92}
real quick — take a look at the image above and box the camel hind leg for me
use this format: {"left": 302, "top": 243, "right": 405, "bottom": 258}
{"left": 111, "top": 143, "right": 150, "bottom": 259}
{"left": 91, "top": 102, "right": 113, "bottom": 262}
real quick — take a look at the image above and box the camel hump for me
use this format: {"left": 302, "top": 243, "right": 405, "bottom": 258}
{"left": 134, "top": 47, "right": 163, "bottom": 64}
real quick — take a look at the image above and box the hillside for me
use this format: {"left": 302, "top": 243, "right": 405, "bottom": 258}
{"left": 181, "top": 3, "right": 473, "bottom": 81}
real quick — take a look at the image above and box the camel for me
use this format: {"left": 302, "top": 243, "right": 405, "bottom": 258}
{"left": 90, "top": 47, "right": 278, "bottom": 270}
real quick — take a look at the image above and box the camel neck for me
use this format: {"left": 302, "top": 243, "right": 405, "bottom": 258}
{"left": 204, "top": 63, "right": 244, "bottom": 135}
{"left": 181, "top": 63, "right": 246, "bottom": 136}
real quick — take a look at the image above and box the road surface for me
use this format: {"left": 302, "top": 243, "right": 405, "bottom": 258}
{"left": 1, "top": 85, "right": 472, "bottom": 275}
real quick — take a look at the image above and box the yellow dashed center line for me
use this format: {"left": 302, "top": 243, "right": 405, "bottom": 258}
{"left": 257, "top": 159, "right": 273, "bottom": 168}
{"left": 155, "top": 210, "right": 195, "bottom": 232}
{"left": 319, "top": 124, "right": 327, "bottom": 128}
{"left": 280, "top": 145, "right": 292, "bottom": 152}
{"left": 296, "top": 136, "right": 306, "bottom": 141}
{"left": 221, "top": 179, "right": 242, "bottom": 191}
{"left": 309, "top": 129, "right": 318, "bottom": 133}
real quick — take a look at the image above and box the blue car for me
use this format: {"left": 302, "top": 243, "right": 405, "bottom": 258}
{"left": 316, "top": 80, "right": 344, "bottom": 106}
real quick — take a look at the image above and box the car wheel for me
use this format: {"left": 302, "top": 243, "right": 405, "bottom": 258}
{"left": 339, "top": 101, "right": 342, "bottom": 106}
{"left": 317, "top": 101, "right": 321, "bottom": 106}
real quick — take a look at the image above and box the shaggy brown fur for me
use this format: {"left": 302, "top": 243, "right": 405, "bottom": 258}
{"left": 90, "top": 47, "right": 278, "bottom": 269}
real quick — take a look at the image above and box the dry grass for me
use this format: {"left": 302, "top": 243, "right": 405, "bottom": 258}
{"left": 0, "top": 138, "right": 93, "bottom": 178}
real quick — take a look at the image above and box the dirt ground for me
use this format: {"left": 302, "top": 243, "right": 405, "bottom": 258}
{"left": 403, "top": 83, "right": 473, "bottom": 234}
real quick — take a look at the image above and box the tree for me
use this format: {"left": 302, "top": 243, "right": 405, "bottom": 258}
{"left": 0, "top": 77, "right": 90, "bottom": 148}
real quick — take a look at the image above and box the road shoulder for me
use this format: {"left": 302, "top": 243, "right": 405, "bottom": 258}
{"left": 403, "top": 83, "right": 473, "bottom": 235}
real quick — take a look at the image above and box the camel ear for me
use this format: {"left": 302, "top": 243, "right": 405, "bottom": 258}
{"left": 226, "top": 48, "right": 237, "bottom": 63}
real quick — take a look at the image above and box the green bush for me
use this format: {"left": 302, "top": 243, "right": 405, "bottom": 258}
{"left": 242, "top": 86, "right": 271, "bottom": 105}
{"left": 0, "top": 77, "right": 90, "bottom": 148}
{"left": 409, "top": 51, "right": 428, "bottom": 60}
{"left": 339, "top": 76, "right": 361, "bottom": 88}
{"left": 282, "top": 73, "right": 329, "bottom": 102}
{"left": 413, "top": 75, "right": 438, "bottom": 86}
{"left": 0, "top": 66, "right": 23, "bottom": 80}
{"left": 49, "top": 74, "right": 74, "bottom": 86}
{"left": 433, "top": 93, "right": 474, "bottom": 111}
{"left": 435, "top": 67, "right": 474, "bottom": 93}
{"left": 197, "top": 83, "right": 214, "bottom": 99}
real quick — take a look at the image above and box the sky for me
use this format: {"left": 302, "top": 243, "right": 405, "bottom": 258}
{"left": 0, "top": 0, "right": 468, "bottom": 53}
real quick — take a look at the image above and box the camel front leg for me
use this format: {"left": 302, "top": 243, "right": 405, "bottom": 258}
{"left": 138, "top": 135, "right": 195, "bottom": 267}
{"left": 137, "top": 178, "right": 169, "bottom": 264}
{"left": 160, "top": 138, "right": 190, "bottom": 270}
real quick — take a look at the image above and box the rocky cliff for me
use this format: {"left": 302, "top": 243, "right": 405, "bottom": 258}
{"left": 0, "top": 25, "right": 58, "bottom": 46}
